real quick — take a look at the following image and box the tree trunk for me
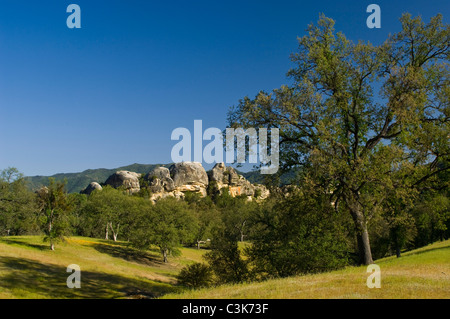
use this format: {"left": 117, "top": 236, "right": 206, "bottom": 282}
{"left": 163, "top": 249, "right": 168, "bottom": 263}
{"left": 50, "top": 242, "right": 55, "bottom": 251}
{"left": 105, "top": 223, "right": 109, "bottom": 240}
{"left": 396, "top": 244, "right": 401, "bottom": 258}
{"left": 347, "top": 202, "right": 373, "bottom": 265}
{"left": 109, "top": 222, "right": 119, "bottom": 242}
{"left": 355, "top": 224, "right": 373, "bottom": 265}
{"left": 239, "top": 220, "right": 246, "bottom": 242}
{"left": 392, "top": 230, "right": 401, "bottom": 258}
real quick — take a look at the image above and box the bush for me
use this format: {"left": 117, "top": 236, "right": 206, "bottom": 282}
{"left": 247, "top": 195, "right": 350, "bottom": 278}
{"left": 177, "top": 263, "right": 213, "bottom": 289}
{"left": 204, "top": 230, "right": 250, "bottom": 284}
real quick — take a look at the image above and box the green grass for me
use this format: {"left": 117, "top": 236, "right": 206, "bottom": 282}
{"left": 0, "top": 236, "right": 205, "bottom": 299}
{"left": 162, "top": 240, "right": 450, "bottom": 299}
{"left": 1, "top": 236, "right": 449, "bottom": 299}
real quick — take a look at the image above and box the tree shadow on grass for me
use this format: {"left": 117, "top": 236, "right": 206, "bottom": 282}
{"left": 0, "top": 237, "right": 48, "bottom": 251}
{"left": 92, "top": 243, "right": 166, "bottom": 267}
{"left": 0, "top": 256, "right": 176, "bottom": 299}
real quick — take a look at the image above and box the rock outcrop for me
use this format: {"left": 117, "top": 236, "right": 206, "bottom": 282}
{"left": 143, "top": 167, "right": 181, "bottom": 201}
{"left": 144, "top": 167, "right": 175, "bottom": 193}
{"left": 83, "top": 162, "right": 270, "bottom": 201}
{"left": 170, "top": 162, "right": 209, "bottom": 187}
{"left": 169, "top": 162, "right": 209, "bottom": 197}
{"left": 104, "top": 171, "right": 141, "bottom": 194}
{"left": 142, "top": 163, "right": 209, "bottom": 201}
{"left": 81, "top": 182, "right": 103, "bottom": 195}
{"left": 208, "top": 163, "right": 269, "bottom": 200}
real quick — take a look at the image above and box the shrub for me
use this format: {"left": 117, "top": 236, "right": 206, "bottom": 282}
{"left": 177, "top": 263, "right": 213, "bottom": 289}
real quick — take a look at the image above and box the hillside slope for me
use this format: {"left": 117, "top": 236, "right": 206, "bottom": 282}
{"left": 25, "top": 164, "right": 170, "bottom": 193}
{"left": 25, "top": 163, "right": 300, "bottom": 194}
{"left": 1, "top": 236, "right": 448, "bottom": 299}
{"left": 0, "top": 236, "right": 204, "bottom": 299}
{"left": 163, "top": 240, "right": 450, "bottom": 299}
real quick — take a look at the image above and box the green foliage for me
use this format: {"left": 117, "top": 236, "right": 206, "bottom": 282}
{"left": 186, "top": 196, "right": 222, "bottom": 249}
{"left": 412, "top": 193, "right": 450, "bottom": 246}
{"left": 183, "top": 191, "right": 202, "bottom": 204}
{"left": 134, "top": 175, "right": 153, "bottom": 199}
{"left": 206, "top": 180, "right": 220, "bottom": 200}
{"left": 66, "top": 193, "right": 88, "bottom": 236}
{"left": 78, "top": 186, "right": 147, "bottom": 241}
{"left": 130, "top": 197, "right": 198, "bottom": 262}
{"left": 177, "top": 263, "right": 213, "bottom": 289}
{"left": 227, "top": 13, "right": 450, "bottom": 265}
{"left": 247, "top": 195, "right": 349, "bottom": 278}
{"left": 35, "top": 178, "right": 73, "bottom": 250}
{"left": 204, "top": 230, "right": 249, "bottom": 284}
{"left": 216, "top": 194, "right": 259, "bottom": 242}
{"left": 0, "top": 168, "right": 38, "bottom": 236}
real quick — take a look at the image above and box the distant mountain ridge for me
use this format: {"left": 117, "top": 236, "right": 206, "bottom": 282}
{"left": 25, "top": 163, "right": 296, "bottom": 194}
{"left": 25, "top": 164, "right": 169, "bottom": 194}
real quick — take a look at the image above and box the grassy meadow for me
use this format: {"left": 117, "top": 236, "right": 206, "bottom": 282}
{"left": 0, "top": 236, "right": 204, "bottom": 299}
{"left": 163, "top": 240, "right": 450, "bottom": 299}
{"left": 0, "top": 236, "right": 448, "bottom": 299}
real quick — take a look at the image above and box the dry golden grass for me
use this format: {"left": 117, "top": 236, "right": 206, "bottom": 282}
{"left": 0, "top": 236, "right": 205, "bottom": 299}
{"left": 163, "top": 240, "right": 450, "bottom": 299}
{"left": 1, "top": 235, "right": 448, "bottom": 299}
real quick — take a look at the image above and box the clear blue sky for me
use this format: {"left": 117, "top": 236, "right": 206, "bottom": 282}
{"left": 0, "top": 0, "right": 448, "bottom": 176}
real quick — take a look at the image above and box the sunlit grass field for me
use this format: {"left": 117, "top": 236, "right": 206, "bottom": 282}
{"left": 163, "top": 240, "right": 450, "bottom": 299}
{"left": 0, "top": 236, "right": 204, "bottom": 299}
{"left": 0, "top": 236, "right": 448, "bottom": 299}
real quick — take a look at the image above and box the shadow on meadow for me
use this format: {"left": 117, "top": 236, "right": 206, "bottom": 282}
{"left": 92, "top": 243, "right": 165, "bottom": 267}
{"left": 0, "top": 237, "right": 48, "bottom": 251}
{"left": 0, "top": 256, "right": 176, "bottom": 299}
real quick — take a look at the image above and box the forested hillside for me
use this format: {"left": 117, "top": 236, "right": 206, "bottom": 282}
{"left": 25, "top": 164, "right": 169, "bottom": 193}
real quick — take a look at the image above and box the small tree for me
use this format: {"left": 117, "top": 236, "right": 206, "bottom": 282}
{"left": 36, "top": 178, "right": 72, "bottom": 250}
{"left": 80, "top": 186, "right": 143, "bottom": 241}
{"left": 215, "top": 191, "right": 258, "bottom": 243}
{"left": 177, "top": 263, "right": 213, "bottom": 289}
{"left": 186, "top": 195, "right": 221, "bottom": 249}
{"left": 204, "top": 229, "right": 249, "bottom": 284}
{"left": 130, "top": 197, "right": 198, "bottom": 263}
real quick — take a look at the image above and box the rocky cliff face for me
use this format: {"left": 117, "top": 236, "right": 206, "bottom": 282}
{"left": 144, "top": 167, "right": 175, "bottom": 193}
{"left": 143, "top": 166, "right": 180, "bottom": 201}
{"left": 208, "top": 163, "right": 270, "bottom": 200}
{"left": 170, "top": 162, "right": 209, "bottom": 196}
{"left": 144, "top": 162, "right": 209, "bottom": 201}
{"left": 82, "top": 162, "right": 269, "bottom": 202}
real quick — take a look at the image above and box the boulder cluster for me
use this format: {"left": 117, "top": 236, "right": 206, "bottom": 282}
{"left": 81, "top": 162, "right": 270, "bottom": 202}
{"left": 207, "top": 162, "right": 270, "bottom": 199}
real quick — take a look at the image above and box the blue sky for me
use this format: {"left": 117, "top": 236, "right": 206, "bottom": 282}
{"left": 0, "top": 0, "right": 449, "bottom": 176}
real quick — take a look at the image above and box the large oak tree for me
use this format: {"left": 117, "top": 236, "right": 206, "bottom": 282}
{"left": 228, "top": 14, "right": 449, "bottom": 264}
